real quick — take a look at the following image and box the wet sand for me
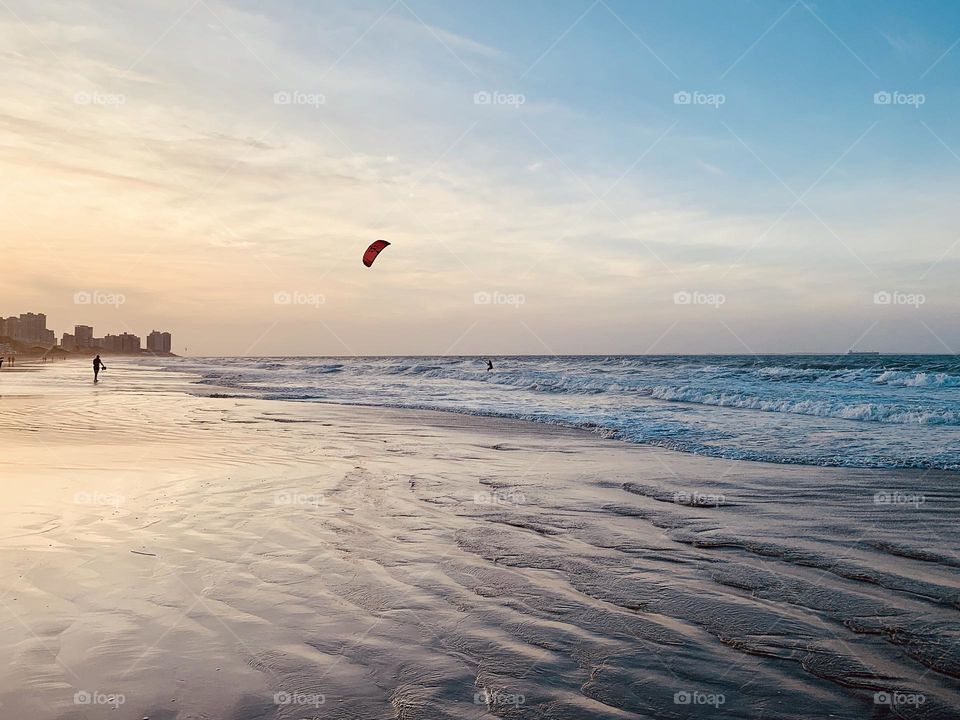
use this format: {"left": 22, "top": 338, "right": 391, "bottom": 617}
{"left": 0, "top": 361, "right": 958, "bottom": 718}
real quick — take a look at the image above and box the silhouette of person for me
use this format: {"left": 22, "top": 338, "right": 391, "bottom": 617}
{"left": 486, "top": 359, "right": 494, "bottom": 371}
{"left": 93, "top": 354, "right": 106, "bottom": 382}
{"left": 0, "top": 357, "right": 4, "bottom": 369}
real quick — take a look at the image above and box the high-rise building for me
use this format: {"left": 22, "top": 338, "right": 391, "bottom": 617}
{"left": 103, "top": 333, "right": 141, "bottom": 353}
{"left": 18, "top": 313, "right": 47, "bottom": 343}
{"left": 147, "top": 330, "right": 172, "bottom": 353}
{"left": 0, "top": 313, "right": 55, "bottom": 345}
{"left": 61, "top": 333, "right": 76, "bottom": 350}
{"left": 2, "top": 316, "right": 22, "bottom": 340}
{"left": 75, "top": 325, "right": 93, "bottom": 348}
{"left": 119, "top": 333, "right": 141, "bottom": 353}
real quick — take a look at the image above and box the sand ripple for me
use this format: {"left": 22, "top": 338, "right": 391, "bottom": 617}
{"left": 0, "top": 362, "right": 958, "bottom": 718}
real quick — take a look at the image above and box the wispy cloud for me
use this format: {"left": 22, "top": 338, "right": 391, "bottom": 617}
{"left": 1, "top": 0, "right": 958, "bottom": 353}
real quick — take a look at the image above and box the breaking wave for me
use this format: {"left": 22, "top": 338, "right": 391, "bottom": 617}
{"left": 151, "top": 355, "right": 960, "bottom": 470}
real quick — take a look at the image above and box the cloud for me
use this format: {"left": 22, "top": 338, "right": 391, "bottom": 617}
{"left": 0, "top": 0, "right": 957, "bottom": 353}
{"left": 380, "top": 12, "right": 504, "bottom": 60}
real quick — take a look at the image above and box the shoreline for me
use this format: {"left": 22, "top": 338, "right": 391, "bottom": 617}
{"left": 9, "top": 357, "right": 954, "bottom": 477}
{"left": 9, "top": 357, "right": 958, "bottom": 481}
{"left": 1, "top": 361, "right": 958, "bottom": 718}
{"left": 146, "top": 354, "right": 960, "bottom": 472}
{"left": 180, "top": 373, "right": 960, "bottom": 475}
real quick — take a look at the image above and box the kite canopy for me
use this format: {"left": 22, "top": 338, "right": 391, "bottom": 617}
{"left": 362, "top": 239, "right": 391, "bottom": 267}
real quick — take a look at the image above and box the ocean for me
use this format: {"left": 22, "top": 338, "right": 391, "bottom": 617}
{"left": 153, "top": 354, "right": 960, "bottom": 470}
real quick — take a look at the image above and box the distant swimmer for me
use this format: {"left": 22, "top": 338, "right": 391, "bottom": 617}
{"left": 486, "top": 359, "right": 494, "bottom": 371}
{"left": 93, "top": 354, "right": 106, "bottom": 383}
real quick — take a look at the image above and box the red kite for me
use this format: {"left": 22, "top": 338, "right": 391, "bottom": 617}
{"left": 362, "top": 239, "right": 391, "bottom": 267}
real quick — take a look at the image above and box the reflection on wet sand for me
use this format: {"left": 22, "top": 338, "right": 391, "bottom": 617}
{"left": 0, "top": 361, "right": 957, "bottom": 718}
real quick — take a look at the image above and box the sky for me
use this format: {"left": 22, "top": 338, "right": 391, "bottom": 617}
{"left": 2, "top": 0, "right": 959, "bottom": 355}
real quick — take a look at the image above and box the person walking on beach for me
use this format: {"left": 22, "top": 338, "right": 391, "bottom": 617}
{"left": 93, "top": 354, "right": 106, "bottom": 383}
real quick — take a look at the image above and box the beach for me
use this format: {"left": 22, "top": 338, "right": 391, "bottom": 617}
{"left": 0, "top": 360, "right": 958, "bottom": 719}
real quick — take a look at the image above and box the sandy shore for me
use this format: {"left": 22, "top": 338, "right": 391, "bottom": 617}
{"left": 0, "top": 361, "right": 957, "bottom": 719}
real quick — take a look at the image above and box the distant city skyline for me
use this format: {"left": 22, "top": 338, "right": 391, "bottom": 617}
{"left": 2, "top": 1, "right": 959, "bottom": 354}
{"left": 1, "top": 311, "right": 172, "bottom": 355}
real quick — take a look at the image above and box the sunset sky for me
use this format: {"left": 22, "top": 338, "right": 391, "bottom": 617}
{"left": 2, "top": 0, "right": 959, "bottom": 355}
